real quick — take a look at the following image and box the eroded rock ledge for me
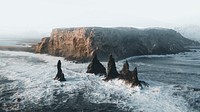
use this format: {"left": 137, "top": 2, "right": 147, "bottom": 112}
{"left": 35, "top": 27, "right": 199, "bottom": 62}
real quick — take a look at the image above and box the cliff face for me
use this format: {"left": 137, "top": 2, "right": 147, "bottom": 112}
{"left": 36, "top": 28, "right": 96, "bottom": 61}
{"left": 35, "top": 27, "right": 199, "bottom": 62}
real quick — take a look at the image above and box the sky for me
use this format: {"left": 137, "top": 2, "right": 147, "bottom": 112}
{"left": 0, "top": 0, "right": 200, "bottom": 38}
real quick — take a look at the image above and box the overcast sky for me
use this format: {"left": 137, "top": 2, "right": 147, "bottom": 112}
{"left": 0, "top": 0, "right": 200, "bottom": 38}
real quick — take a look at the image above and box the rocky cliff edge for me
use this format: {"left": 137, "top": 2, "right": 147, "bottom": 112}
{"left": 34, "top": 27, "right": 199, "bottom": 62}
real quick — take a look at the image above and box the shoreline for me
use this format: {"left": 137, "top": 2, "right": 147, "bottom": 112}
{"left": 0, "top": 45, "right": 199, "bottom": 63}
{"left": 0, "top": 46, "right": 35, "bottom": 52}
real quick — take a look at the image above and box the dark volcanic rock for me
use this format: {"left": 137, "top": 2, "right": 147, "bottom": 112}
{"left": 131, "top": 67, "right": 140, "bottom": 87}
{"left": 54, "top": 60, "right": 66, "bottom": 81}
{"left": 119, "top": 60, "right": 131, "bottom": 80}
{"left": 86, "top": 54, "right": 106, "bottom": 76}
{"left": 119, "top": 61, "right": 148, "bottom": 87}
{"left": 34, "top": 27, "right": 199, "bottom": 62}
{"left": 119, "top": 61, "right": 140, "bottom": 86}
{"left": 105, "top": 54, "right": 119, "bottom": 80}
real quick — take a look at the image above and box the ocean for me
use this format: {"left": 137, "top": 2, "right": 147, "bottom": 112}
{"left": 0, "top": 38, "right": 39, "bottom": 47}
{"left": 0, "top": 39, "right": 20, "bottom": 47}
{"left": 0, "top": 49, "right": 200, "bottom": 112}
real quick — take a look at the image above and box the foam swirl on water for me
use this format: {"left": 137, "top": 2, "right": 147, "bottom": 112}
{"left": 0, "top": 51, "right": 199, "bottom": 112}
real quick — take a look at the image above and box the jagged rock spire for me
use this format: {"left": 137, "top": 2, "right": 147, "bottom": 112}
{"left": 119, "top": 61, "right": 146, "bottom": 87}
{"left": 86, "top": 54, "right": 148, "bottom": 88}
{"left": 131, "top": 67, "right": 140, "bottom": 87}
{"left": 86, "top": 54, "right": 106, "bottom": 76}
{"left": 119, "top": 60, "right": 131, "bottom": 80}
{"left": 105, "top": 54, "right": 119, "bottom": 80}
{"left": 121, "top": 60, "right": 129, "bottom": 75}
{"left": 54, "top": 60, "right": 66, "bottom": 81}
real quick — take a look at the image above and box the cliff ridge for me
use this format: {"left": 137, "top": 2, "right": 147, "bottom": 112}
{"left": 35, "top": 27, "right": 199, "bottom": 62}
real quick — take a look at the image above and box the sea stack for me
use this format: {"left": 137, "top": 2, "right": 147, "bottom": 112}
{"left": 54, "top": 60, "right": 66, "bottom": 81}
{"left": 86, "top": 54, "right": 106, "bottom": 76}
{"left": 130, "top": 67, "right": 140, "bottom": 87}
{"left": 119, "top": 60, "right": 131, "bottom": 80}
{"left": 119, "top": 61, "right": 147, "bottom": 87}
{"left": 105, "top": 54, "right": 119, "bottom": 80}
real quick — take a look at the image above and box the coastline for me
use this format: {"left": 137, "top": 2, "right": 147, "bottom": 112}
{"left": 0, "top": 46, "right": 34, "bottom": 52}
{"left": 0, "top": 38, "right": 39, "bottom": 52}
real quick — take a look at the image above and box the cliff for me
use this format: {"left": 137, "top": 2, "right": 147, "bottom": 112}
{"left": 34, "top": 27, "right": 199, "bottom": 62}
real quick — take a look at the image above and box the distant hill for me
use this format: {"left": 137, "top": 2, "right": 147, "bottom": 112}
{"left": 34, "top": 27, "right": 200, "bottom": 62}
{"left": 174, "top": 25, "right": 200, "bottom": 42}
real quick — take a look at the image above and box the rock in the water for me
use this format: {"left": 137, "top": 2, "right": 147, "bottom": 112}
{"left": 54, "top": 60, "right": 66, "bottom": 81}
{"left": 105, "top": 54, "right": 119, "bottom": 80}
{"left": 86, "top": 54, "right": 106, "bottom": 76}
{"left": 119, "top": 61, "right": 148, "bottom": 88}
{"left": 131, "top": 67, "right": 140, "bottom": 87}
{"left": 119, "top": 61, "right": 140, "bottom": 86}
{"left": 119, "top": 60, "right": 132, "bottom": 81}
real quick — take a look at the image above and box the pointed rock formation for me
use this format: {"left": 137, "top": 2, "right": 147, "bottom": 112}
{"left": 105, "top": 54, "right": 119, "bottom": 80}
{"left": 86, "top": 54, "right": 148, "bottom": 88}
{"left": 119, "top": 60, "right": 130, "bottom": 80}
{"left": 86, "top": 54, "right": 106, "bottom": 76}
{"left": 119, "top": 61, "right": 148, "bottom": 88}
{"left": 131, "top": 67, "right": 140, "bottom": 87}
{"left": 54, "top": 60, "right": 66, "bottom": 81}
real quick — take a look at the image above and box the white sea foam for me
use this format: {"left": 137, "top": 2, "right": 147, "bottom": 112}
{"left": 0, "top": 50, "right": 194, "bottom": 112}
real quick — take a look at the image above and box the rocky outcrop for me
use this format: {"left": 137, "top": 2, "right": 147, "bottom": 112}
{"left": 130, "top": 67, "right": 141, "bottom": 87}
{"left": 119, "top": 61, "right": 148, "bottom": 87}
{"left": 35, "top": 28, "right": 95, "bottom": 62}
{"left": 119, "top": 61, "right": 140, "bottom": 86}
{"left": 54, "top": 60, "right": 66, "bottom": 81}
{"left": 119, "top": 61, "right": 130, "bottom": 80}
{"left": 86, "top": 54, "right": 106, "bottom": 76}
{"left": 104, "top": 54, "right": 120, "bottom": 80}
{"left": 87, "top": 54, "right": 148, "bottom": 88}
{"left": 35, "top": 27, "right": 199, "bottom": 62}
{"left": 35, "top": 37, "right": 50, "bottom": 53}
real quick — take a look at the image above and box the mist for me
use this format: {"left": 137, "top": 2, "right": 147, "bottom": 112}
{"left": 0, "top": 0, "right": 200, "bottom": 39}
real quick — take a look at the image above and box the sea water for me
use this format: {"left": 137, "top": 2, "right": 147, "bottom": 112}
{"left": 0, "top": 50, "right": 199, "bottom": 112}
{"left": 0, "top": 39, "right": 20, "bottom": 46}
